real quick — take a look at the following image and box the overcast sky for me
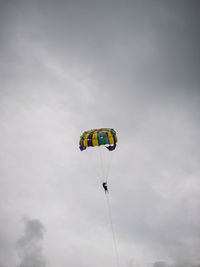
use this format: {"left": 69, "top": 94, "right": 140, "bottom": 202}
{"left": 0, "top": 1, "right": 200, "bottom": 267}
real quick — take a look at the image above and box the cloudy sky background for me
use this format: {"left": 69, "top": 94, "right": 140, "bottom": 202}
{"left": 0, "top": 0, "right": 200, "bottom": 266}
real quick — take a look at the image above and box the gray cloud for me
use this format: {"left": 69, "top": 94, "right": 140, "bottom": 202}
{"left": 16, "top": 218, "right": 46, "bottom": 267}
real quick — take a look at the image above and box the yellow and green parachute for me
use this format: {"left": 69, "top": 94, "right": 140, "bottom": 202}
{"left": 79, "top": 128, "right": 117, "bottom": 151}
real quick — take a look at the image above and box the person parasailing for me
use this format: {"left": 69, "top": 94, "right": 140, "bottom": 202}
{"left": 102, "top": 182, "right": 108, "bottom": 193}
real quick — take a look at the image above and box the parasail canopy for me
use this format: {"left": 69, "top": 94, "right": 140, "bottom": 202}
{"left": 79, "top": 128, "right": 117, "bottom": 151}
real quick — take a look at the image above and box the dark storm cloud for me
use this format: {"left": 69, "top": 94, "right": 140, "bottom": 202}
{"left": 16, "top": 218, "right": 46, "bottom": 267}
{"left": 37, "top": 0, "right": 199, "bottom": 90}
{"left": 2, "top": 0, "right": 199, "bottom": 87}
{"left": 1, "top": 0, "right": 199, "bottom": 125}
{"left": 26, "top": 0, "right": 200, "bottom": 128}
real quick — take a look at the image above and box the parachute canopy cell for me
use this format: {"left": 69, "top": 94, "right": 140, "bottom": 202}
{"left": 79, "top": 128, "right": 117, "bottom": 151}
